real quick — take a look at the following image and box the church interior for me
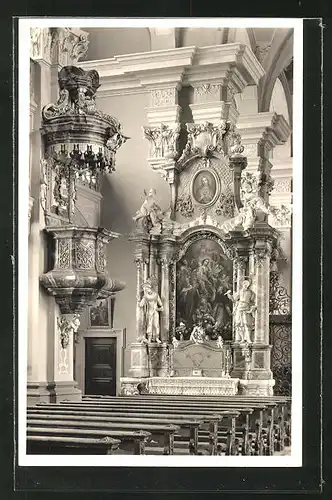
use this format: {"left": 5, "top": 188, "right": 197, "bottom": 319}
{"left": 27, "top": 26, "right": 293, "bottom": 456}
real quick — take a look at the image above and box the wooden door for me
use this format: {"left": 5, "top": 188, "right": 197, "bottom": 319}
{"left": 85, "top": 337, "right": 117, "bottom": 396}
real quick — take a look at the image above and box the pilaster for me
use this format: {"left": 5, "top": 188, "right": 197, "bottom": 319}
{"left": 237, "top": 112, "right": 291, "bottom": 203}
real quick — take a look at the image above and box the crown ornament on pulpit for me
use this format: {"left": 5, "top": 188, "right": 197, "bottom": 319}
{"left": 41, "top": 66, "right": 129, "bottom": 176}
{"left": 40, "top": 65, "right": 130, "bottom": 226}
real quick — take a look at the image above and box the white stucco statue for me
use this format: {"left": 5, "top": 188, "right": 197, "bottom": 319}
{"left": 225, "top": 277, "right": 256, "bottom": 343}
{"left": 140, "top": 277, "right": 163, "bottom": 343}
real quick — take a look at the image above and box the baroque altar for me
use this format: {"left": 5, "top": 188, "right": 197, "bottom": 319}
{"left": 121, "top": 64, "right": 291, "bottom": 397}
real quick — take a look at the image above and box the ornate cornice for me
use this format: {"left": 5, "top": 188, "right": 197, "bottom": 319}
{"left": 79, "top": 43, "right": 265, "bottom": 98}
{"left": 237, "top": 112, "right": 291, "bottom": 151}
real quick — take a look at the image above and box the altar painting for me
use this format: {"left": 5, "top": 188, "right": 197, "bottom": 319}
{"left": 176, "top": 239, "right": 233, "bottom": 340}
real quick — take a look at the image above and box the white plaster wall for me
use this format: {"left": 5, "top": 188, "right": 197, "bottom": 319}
{"left": 233, "top": 28, "right": 252, "bottom": 47}
{"left": 181, "top": 28, "right": 225, "bottom": 47}
{"left": 234, "top": 85, "right": 259, "bottom": 115}
{"left": 85, "top": 28, "right": 151, "bottom": 61}
{"left": 97, "top": 92, "right": 170, "bottom": 364}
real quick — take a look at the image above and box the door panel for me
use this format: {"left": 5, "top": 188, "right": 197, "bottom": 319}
{"left": 85, "top": 338, "right": 116, "bottom": 396}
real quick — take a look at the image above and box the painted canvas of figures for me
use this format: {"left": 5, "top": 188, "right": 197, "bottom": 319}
{"left": 89, "top": 298, "right": 109, "bottom": 328}
{"left": 176, "top": 238, "right": 233, "bottom": 341}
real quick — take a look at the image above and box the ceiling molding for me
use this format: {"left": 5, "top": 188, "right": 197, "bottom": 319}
{"left": 79, "top": 43, "right": 265, "bottom": 99}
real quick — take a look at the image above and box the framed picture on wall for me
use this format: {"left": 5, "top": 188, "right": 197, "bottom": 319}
{"left": 88, "top": 297, "right": 115, "bottom": 329}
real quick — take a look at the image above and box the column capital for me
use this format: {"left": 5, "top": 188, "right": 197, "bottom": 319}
{"left": 237, "top": 112, "right": 291, "bottom": 159}
{"left": 30, "top": 27, "right": 89, "bottom": 67}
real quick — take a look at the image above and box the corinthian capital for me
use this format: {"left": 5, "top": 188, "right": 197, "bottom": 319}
{"left": 30, "top": 27, "right": 89, "bottom": 66}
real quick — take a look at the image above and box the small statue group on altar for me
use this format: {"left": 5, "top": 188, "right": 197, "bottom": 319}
{"left": 225, "top": 277, "right": 256, "bottom": 344}
{"left": 139, "top": 277, "right": 163, "bottom": 343}
{"left": 221, "top": 171, "right": 291, "bottom": 233}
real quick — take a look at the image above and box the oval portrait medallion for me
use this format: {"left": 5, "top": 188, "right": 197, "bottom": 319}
{"left": 191, "top": 169, "right": 219, "bottom": 206}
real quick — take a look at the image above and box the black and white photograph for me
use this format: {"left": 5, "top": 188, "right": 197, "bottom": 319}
{"left": 19, "top": 18, "right": 303, "bottom": 468}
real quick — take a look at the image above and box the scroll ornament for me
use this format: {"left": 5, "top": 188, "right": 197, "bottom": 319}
{"left": 178, "top": 121, "right": 227, "bottom": 162}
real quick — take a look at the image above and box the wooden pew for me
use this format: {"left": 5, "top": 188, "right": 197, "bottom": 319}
{"left": 62, "top": 398, "right": 269, "bottom": 455}
{"left": 39, "top": 402, "right": 246, "bottom": 456}
{"left": 36, "top": 403, "right": 242, "bottom": 455}
{"left": 27, "top": 427, "right": 150, "bottom": 455}
{"left": 115, "top": 393, "right": 291, "bottom": 451}
{"left": 29, "top": 406, "right": 225, "bottom": 456}
{"left": 28, "top": 411, "right": 201, "bottom": 455}
{"left": 81, "top": 394, "right": 291, "bottom": 455}
{"left": 27, "top": 434, "right": 120, "bottom": 455}
{"left": 27, "top": 416, "right": 180, "bottom": 455}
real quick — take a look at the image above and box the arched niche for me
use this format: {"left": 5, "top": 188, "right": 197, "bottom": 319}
{"left": 84, "top": 28, "right": 151, "bottom": 61}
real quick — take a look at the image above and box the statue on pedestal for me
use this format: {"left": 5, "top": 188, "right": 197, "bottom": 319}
{"left": 140, "top": 277, "right": 163, "bottom": 343}
{"left": 133, "top": 188, "right": 171, "bottom": 234}
{"left": 221, "top": 171, "right": 291, "bottom": 233}
{"left": 225, "top": 277, "right": 256, "bottom": 343}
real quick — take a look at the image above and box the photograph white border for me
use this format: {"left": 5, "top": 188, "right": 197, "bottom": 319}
{"left": 18, "top": 17, "right": 303, "bottom": 468}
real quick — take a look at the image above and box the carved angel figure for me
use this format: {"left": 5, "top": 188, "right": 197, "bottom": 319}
{"left": 106, "top": 132, "right": 128, "bottom": 153}
{"left": 190, "top": 323, "right": 205, "bottom": 344}
{"left": 221, "top": 171, "right": 291, "bottom": 233}
{"left": 133, "top": 189, "right": 165, "bottom": 233}
{"left": 140, "top": 278, "right": 163, "bottom": 343}
{"left": 76, "top": 86, "right": 87, "bottom": 113}
{"left": 225, "top": 278, "right": 256, "bottom": 343}
{"left": 58, "top": 314, "right": 80, "bottom": 350}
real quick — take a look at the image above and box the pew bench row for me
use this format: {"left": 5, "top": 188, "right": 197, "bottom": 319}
{"left": 26, "top": 394, "right": 291, "bottom": 456}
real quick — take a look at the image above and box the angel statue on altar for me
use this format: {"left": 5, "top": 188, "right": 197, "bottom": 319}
{"left": 139, "top": 277, "right": 163, "bottom": 343}
{"left": 133, "top": 188, "right": 165, "bottom": 233}
{"left": 225, "top": 277, "right": 256, "bottom": 344}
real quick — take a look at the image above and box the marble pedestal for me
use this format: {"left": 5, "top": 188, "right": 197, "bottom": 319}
{"left": 128, "top": 342, "right": 172, "bottom": 378}
{"left": 231, "top": 342, "right": 275, "bottom": 396}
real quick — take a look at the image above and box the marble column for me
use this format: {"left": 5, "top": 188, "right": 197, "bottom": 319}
{"left": 160, "top": 256, "right": 170, "bottom": 343}
{"left": 159, "top": 237, "right": 176, "bottom": 344}
{"left": 253, "top": 244, "right": 272, "bottom": 345}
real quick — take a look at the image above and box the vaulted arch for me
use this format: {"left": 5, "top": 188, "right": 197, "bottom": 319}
{"left": 258, "top": 29, "right": 293, "bottom": 112}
